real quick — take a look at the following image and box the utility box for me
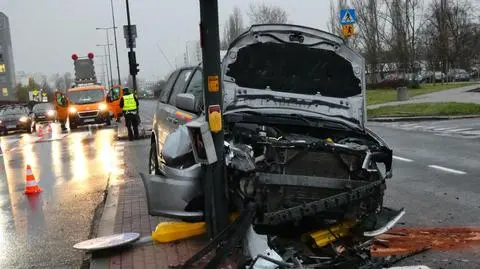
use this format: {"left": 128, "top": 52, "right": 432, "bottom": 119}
{"left": 396, "top": 87, "right": 408, "bottom": 101}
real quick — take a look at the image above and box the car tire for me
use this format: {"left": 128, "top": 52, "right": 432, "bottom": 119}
{"left": 70, "top": 124, "right": 77, "bottom": 130}
{"left": 105, "top": 116, "right": 112, "bottom": 126}
{"left": 149, "top": 139, "right": 161, "bottom": 176}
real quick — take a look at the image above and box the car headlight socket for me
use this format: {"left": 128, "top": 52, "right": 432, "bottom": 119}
{"left": 69, "top": 107, "right": 77, "bottom": 114}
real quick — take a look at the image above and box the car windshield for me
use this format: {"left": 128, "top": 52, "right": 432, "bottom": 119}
{"left": 33, "top": 103, "right": 54, "bottom": 112}
{"left": 0, "top": 107, "right": 27, "bottom": 115}
{"left": 67, "top": 89, "right": 105, "bottom": 104}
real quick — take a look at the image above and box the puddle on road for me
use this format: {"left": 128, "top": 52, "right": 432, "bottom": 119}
{"left": 371, "top": 227, "right": 480, "bottom": 256}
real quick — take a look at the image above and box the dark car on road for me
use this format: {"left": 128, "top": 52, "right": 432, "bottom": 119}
{"left": 0, "top": 106, "right": 33, "bottom": 135}
{"left": 32, "top": 103, "right": 57, "bottom": 123}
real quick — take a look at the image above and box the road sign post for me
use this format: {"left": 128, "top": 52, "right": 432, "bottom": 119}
{"left": 340, "top": 8, "right": 357, "bottom": 39}
{"left": 198, "top": 0, "right": 229, "bottom": 238}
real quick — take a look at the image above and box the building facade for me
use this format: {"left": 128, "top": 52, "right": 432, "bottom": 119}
{"left": 0, "top": 13, "right": 16, "bottom": 101}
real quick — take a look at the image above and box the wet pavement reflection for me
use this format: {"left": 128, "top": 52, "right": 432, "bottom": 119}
{"left": 0, "top": 123, "right": 121, "bottom": 268}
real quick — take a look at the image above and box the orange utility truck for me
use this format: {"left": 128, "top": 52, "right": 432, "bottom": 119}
{"left": 54, "top": 53, "right": 113, "bottom": 129}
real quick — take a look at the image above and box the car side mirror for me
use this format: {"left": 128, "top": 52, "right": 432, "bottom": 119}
{"left": 106, "top": 96, "right": 112, "bottom": 103}
{"left": 176, "top": 93, "right": 197, "bottom": 113}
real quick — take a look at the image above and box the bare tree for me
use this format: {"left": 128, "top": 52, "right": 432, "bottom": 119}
{"left": 63, "top": 72, "right": 73, "bottom": 90}
{"left": 421, "top": 0, "right": 478, "bottom": 77}
{"left": 328, "top": 0, "right": 347, "bottom": 36}
{"left": 221, "top": 6, "right": 245, "bottom": 50}
{"left": 247, "top": 2, "right": 288, "bottom": 25}
{"left": 352, "top": 0, "right": 388, "bottom": 85}
{"left": 381, "top": 0, "right": 424, "bottom": 83}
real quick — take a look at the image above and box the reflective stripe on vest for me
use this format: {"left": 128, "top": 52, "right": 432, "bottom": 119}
{"left": 123, "top": 94, "right": 137, "bottom": 111}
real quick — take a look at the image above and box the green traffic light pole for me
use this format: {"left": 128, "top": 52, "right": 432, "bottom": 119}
{"left": 199, "top": 0, "right": 229, "bottom": 238}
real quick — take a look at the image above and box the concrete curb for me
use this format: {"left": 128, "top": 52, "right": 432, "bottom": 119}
{"left": 89, "top": 138, "right": 124, "bottom": 269}
{"left": 368, "top": 115, "right": 480, "bottom": 122}
{"left": 88, "top": 183, "right": 120, "bottom": 269}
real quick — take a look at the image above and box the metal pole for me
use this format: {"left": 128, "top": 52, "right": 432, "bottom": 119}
{"left": 105, "top": 31, "right": 114, "bottom": 88}
{"left": 199, "top": 0, "right": 229, "bottom": 238}
{"left": 102, "top": 48, "right": 111, "bottom": 86}
{"left": 110, "top": 0, "right": 122, "bottom": 85}
{"left": 125, "top": 0, "right": 137, "bottom": 92}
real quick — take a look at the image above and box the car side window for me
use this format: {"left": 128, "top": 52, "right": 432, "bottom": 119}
{"left": 159, "top": 70, "right": 179, "bottom": 103}
{"left": 168, "top": 69, "right": 193, "bottom": 106}
{"left": 185, "top": 69, "right": 204, "bottom": 111}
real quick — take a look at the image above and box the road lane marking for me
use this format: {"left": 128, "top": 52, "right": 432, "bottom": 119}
{"left": 428, "top": 165, "right": 466, "bottom": 175}
{"left": 444, "top": 128, "right": 473, "bottom": 132}
{"left": 393, "top": 156, "right": 414, "bottom": 162}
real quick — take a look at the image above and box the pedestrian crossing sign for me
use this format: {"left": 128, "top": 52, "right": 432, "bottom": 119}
{"left": 340, "top": 9, "right": 357, "bottom": 25}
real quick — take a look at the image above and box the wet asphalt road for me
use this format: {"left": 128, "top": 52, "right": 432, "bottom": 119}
{"left": 0, "top": 99, "right": 478, "bottom": 268}
{"left": 0, "top": 99, "right": 157, "bottom": 269}
{"left": 368, "top": 120, "right": 480, "bottom": 268}
{"left": 0, "top": 124, "right": 119, "bottom": 268}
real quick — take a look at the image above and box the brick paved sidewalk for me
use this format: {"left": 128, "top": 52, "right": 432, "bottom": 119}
{"left": 90, "top": 175, "right": 211, "bottom": 269}
{"left": 89, "top": 140, "right": 209, "bottom": 269}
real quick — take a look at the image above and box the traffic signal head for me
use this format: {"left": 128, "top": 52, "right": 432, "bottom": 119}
{"left": 128, "top": 51, "right": 139, "bottom": 76}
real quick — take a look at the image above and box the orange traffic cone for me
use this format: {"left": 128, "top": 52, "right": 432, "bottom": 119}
{"left": 37, "top": 127, "right": 44, "bottom": 138}
{"left": 24, "top": 165, "right": 42, "bottom": 195}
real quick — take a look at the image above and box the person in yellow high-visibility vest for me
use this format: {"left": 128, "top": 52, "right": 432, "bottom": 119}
{"left": 119, "top": 87, "right": 139, "bottom": 140}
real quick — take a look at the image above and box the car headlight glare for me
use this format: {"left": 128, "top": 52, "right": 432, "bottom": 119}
{"left": 99, "top": 103, "right": 108, "bottom": 111}
{"left": 47, "top": 110, "right": 55, "bottom": 116}
{"left": 69, "top": 107, "right": 77, "bottom": 113}
{"left": 19, "top": 116, "right": 28, "bottom": 122}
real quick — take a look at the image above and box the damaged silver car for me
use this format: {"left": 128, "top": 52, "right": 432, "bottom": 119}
{"left": 143, "top": 24, "right": 405, "bottom": 267}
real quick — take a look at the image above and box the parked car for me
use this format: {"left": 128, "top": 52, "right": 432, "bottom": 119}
{"left": 142, "top": 24, "right": 401, "bottom": 266}
{"left": 448, "top": 68, "right": 470, "bottom": 81}
{"left": 0, "top": 105, "right": 34, "bottom": 135}
{"left": 434, "top": 71, "right": 447, "bottom": 82}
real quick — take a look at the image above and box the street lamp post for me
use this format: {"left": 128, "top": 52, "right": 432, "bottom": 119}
{"left": 109, "top": 0, "right": 122, "bottom": 86}
{"left": 96, "top": 27, "right": 115, "bottom": 88}
{"left": 96, "top": 45, "right": 113, "bottom": 86}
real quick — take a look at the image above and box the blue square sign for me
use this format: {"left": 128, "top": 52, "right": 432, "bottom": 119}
{"left": 340, "top": 9, "right": 357, "bottom": 25}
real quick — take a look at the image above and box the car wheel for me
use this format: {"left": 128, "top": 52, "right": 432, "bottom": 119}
{"left": 105, "top": 116, "right": 112, "bottom": 126}
{"left": 70, "top": 124, "right": 77, "bottom": 130}
{"left": 149, "top": 140, "right": 161, "bottom": 176}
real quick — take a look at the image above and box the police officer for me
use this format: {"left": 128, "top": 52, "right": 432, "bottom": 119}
{"left": 119, "top": 87, "right": 140, "bottom": 141}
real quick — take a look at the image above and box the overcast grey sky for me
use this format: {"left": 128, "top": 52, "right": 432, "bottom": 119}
{"left": 0, "top": 0, "right": 332, "bottom": 82}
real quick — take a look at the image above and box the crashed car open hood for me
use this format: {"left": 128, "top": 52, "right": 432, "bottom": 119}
{"left": 221, "top": 24, "right": 366, "bottom": 130}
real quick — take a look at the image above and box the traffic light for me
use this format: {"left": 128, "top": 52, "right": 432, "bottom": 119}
{"left": 128, "top": 51, "right": 140, "bottom": 76}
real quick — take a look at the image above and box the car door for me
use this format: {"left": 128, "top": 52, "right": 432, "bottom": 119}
{"left": 174, "top": 68, "right": 204, "bottom": 126}
{"left": 54, "top": 92, "right": 68, "bottom": 124}
{"left": 107, "top": 85, "right": 123, "bottom": 119}
{"left": 164, "top": 68, "right": 195, "bottom": 132}
{"left": 154, "top": 69, "right": 181, "bottom": 165}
